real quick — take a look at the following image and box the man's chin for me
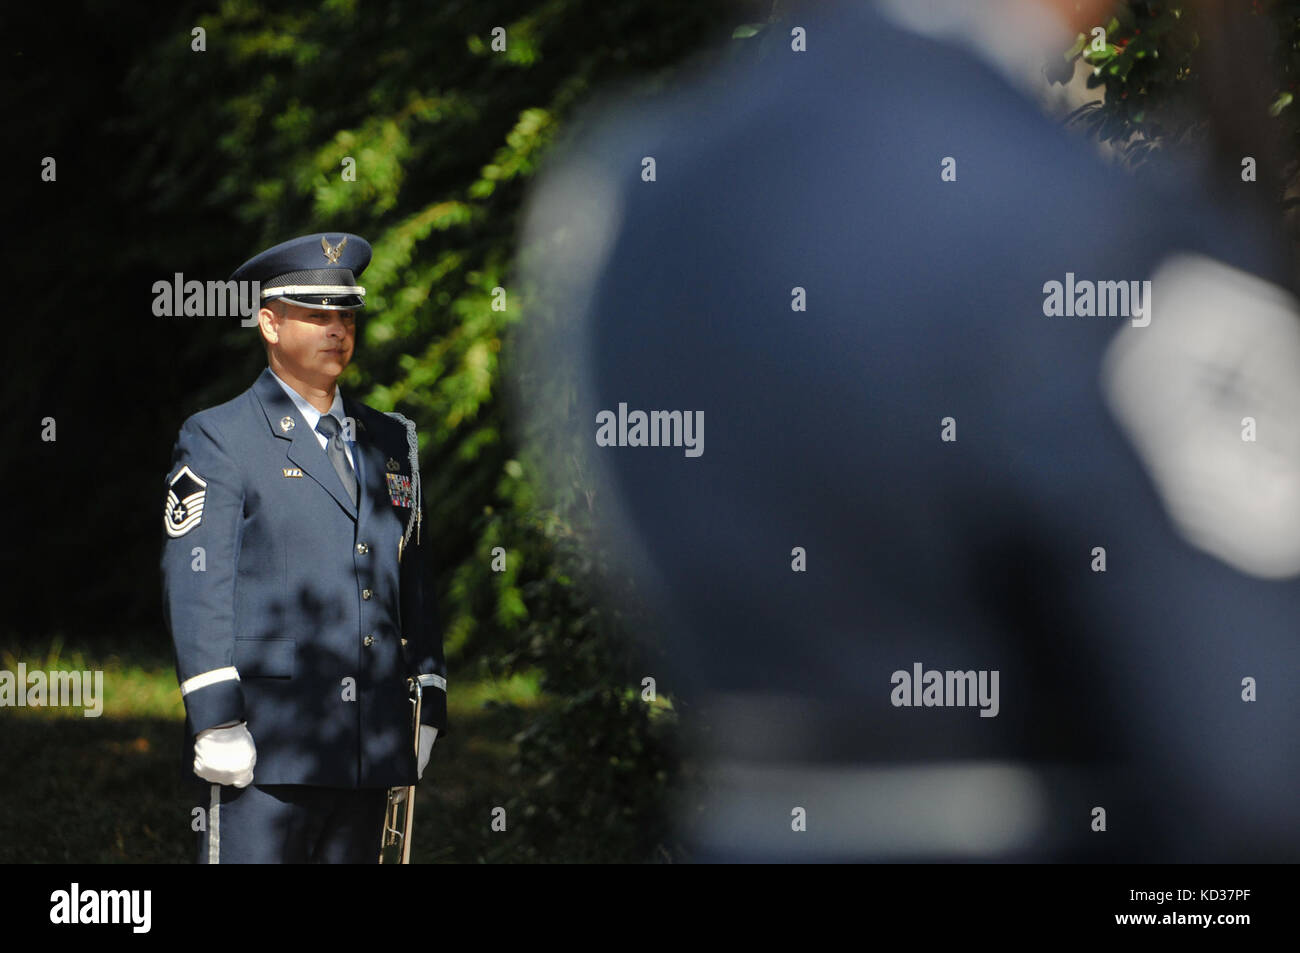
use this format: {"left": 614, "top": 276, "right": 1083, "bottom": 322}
{"left": 281, "top": 362, "right": 346, "bottom": 387}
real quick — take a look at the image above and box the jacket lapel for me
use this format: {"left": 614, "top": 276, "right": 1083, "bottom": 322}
{"left": 346, "top": 397, "right": 391, "bottom": 535}
{"left": 251, "top": 367, "right": 358, "bottom": 521}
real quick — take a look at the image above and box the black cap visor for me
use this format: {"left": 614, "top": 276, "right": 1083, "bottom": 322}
{"left": 271, "top": 293, "right": 365, "bottom": 311}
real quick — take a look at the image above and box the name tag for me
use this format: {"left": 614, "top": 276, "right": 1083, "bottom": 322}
{"left": 283, "top": 468, "right": 303, "bottom": 478}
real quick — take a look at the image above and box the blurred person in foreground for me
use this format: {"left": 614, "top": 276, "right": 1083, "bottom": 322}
{"left": 515, "top": 0, "right": 1300, "bottom": 862}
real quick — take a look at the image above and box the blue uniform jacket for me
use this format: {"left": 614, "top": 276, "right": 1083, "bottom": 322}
{"left": 160, "top": 367, "right": 447, "bottom": 788}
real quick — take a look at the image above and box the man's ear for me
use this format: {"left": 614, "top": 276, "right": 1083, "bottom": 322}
{"left": 257, "top": 306, "right": 280, "bottom": 347}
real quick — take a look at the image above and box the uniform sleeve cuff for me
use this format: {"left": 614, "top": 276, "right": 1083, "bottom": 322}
{"left": 416, "top": 672, "right": 446, "bottom": 692}
{"left": 183, "top": 676, "right": 245, "bottom": 734}
{"left": 418, "top": 689, "right": 447, "bottom": 734}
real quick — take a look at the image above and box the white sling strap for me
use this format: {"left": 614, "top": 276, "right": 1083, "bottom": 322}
{"left": 208, "top": 784, "right": 221, "bottom": 864}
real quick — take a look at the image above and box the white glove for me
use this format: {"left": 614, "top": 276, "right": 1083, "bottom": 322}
{"left": 193, "top": 722, "right": 257, "bottom": 788}
{"left": 417, "top": 726, "right": 438, "bottom": 780}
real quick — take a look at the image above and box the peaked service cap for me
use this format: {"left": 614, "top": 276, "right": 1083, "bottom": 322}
{"left": 231, "top": 233, "right": 372, "bottom": 311}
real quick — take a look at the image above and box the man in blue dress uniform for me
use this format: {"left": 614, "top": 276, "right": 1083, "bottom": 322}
{"left": 160, "top": 233, "right": 447, "bottom": 863}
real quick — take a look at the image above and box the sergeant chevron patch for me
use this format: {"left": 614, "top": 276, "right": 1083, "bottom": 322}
{"left": 164, "top": 465, "right": 207, "bottom": 537}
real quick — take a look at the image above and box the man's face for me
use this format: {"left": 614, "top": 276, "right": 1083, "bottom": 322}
{"left": 261, "top": 302, "right": 356, "bottom": 385}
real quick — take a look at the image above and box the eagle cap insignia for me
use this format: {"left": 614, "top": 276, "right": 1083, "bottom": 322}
{"left": 279, "top": 415, "right": 295, "bottom": 432}
{"left": 386, "top": 457, "right": 401, "bottom": 472}
{"left": 321, "top": 235, "right": 348, "bottom": 264}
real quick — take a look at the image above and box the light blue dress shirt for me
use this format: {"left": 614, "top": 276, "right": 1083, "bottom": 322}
{"left": 268, "top": 367, "right": 358, "bottom": 475}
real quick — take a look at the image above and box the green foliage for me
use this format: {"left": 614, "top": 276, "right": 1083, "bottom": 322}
{"left": 1055, "top": 1, "right": 1300, "bottom": 168}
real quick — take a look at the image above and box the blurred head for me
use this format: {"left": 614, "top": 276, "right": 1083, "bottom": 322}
{"left": 1040, "top": 0, "right": 1115, "bottom": 32}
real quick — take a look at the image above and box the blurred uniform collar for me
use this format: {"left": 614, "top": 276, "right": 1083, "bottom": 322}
{"left": 875, "top": 0, "right": 1073, "bottom": 100}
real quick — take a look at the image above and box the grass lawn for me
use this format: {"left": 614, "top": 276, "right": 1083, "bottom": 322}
{"left": 0, "top": 635, "right": 543, "bottom": 863}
